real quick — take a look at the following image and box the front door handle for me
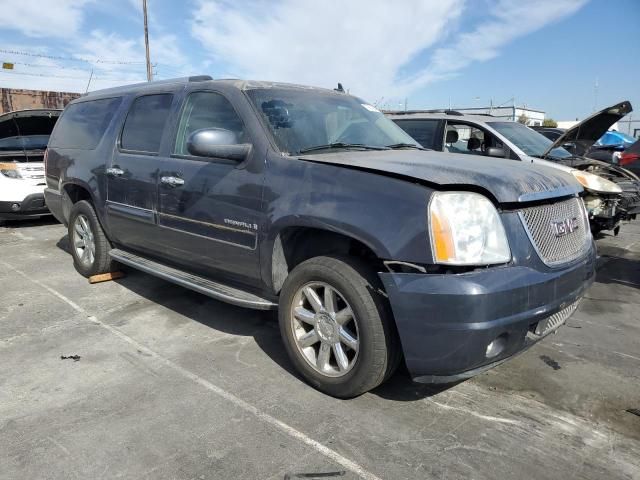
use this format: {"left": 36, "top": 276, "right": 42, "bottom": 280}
{"left": 106, "top": 167, "right": 125, "bottom": 177}
{"left": 160, "top": 176, "right": 185, "bottom": 187}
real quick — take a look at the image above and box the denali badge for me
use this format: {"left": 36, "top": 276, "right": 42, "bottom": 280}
{"left": 551, "top": 217, "right": 579, "bottom": 237}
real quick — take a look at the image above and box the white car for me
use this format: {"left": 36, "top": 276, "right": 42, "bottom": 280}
{"left": 0, "top": 109, "right": 60, "bottom": 223}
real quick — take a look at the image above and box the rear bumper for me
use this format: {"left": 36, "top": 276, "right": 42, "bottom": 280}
{"left": 379, "top": 244, "right": 596, "bottom": 383}
{"left": 0, "top": 193, "right": 50, "bottom": 219}
{"left": 44, "top": 188, "right": 66, "bottom": 225}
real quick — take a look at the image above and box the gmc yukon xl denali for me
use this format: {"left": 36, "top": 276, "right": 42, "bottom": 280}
{"left": 45, "top": 77, "right": 595, "bottom": 398}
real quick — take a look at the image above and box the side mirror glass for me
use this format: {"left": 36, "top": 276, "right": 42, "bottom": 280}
{"left": 485, "top": 147, "right": 505, "bottom": 158}
{"left": 186, "top": 128, "right": 250, "bottom": 162}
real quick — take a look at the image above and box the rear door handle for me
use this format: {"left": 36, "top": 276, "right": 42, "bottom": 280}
{"left": 106, "top": 167, "right": 125, "bottom": 177}
{"left": 161, "top": 176, "right": 185, "bottom": 187}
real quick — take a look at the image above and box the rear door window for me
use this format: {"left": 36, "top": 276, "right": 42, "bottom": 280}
{"left": 121, "top": 94, "right": 173, "bottom": 153}
{"left": 49, "top": 97, "right": 121, "bottom": 150}
{"left": 393, "top": 119, "right": 442, "bottom": 149}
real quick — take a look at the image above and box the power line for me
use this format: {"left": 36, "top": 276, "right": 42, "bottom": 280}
{"left": 0, "top": 49, "right": 146, "bottom": 65}
{"left": 0, "top": 69, "right": 143, "bottom": 83}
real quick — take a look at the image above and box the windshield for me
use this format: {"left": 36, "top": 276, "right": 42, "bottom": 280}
{"left": 0, "top": 134, "right": 50, "bottom": 151}
{"left": 488, "top": 121, "right": 572, "bottom": 159}
{"left": 246, "top": 88, "right": 420, "bottom": 155}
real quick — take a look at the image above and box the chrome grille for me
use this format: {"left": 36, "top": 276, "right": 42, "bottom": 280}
{"left": 532, "top": 300, "right": 580, "bottom": 337}
{"left": 519, "top": 197, "right": 590, "bottom": 266}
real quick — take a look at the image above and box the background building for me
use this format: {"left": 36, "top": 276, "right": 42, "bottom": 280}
{"left": 453, "top": 105, "right": 546, "bottom": 126}
{"left": 1, "top": 88, "right": 80, "bottom": 114}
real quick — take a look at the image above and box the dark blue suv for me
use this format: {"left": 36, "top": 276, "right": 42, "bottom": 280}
{"left": 44, "top": 77, "right": 595, "bottom": 397}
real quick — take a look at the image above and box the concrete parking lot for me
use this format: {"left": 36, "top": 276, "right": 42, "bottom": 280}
{"left": 1, "top": 218, "right": 639, "bottom": 480}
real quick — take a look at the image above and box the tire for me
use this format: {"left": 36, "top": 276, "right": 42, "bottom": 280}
{"left": 278, "top": 255, "right": 400, "bottom": 398}
{"left": 68, "top": 200, "right": 113, "bottom": 277}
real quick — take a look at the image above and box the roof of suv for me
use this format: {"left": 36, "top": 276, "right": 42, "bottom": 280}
{"left": 83, "top": 76, "right": 343, "bottom": 98}
{"left": 385, "top": 110, "right": 500, "bottom": 124}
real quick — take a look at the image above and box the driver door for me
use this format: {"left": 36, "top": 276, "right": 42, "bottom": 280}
{"left": 157, "top": 90, "right": 264, "bottom": 284}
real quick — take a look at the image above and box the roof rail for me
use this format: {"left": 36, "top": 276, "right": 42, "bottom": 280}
{"left": 83, "top": 75, "right": 214, "bottom": 97}
{"left": 386, "top": 109, "right": 465, "bottom": 116}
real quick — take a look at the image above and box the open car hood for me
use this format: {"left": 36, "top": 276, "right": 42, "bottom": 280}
{"left": 542, "top": 101, "right": 633, "bottom": 158}
{"left": 298, "top": 150, "right": 581, "bottom": 204}
{"left": 0, "top": 109, "right": 61, "bottom": 140}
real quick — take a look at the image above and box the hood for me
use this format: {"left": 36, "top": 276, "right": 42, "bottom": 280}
{"left": 298, "top": 150, "right": 581, "bottom": 204}
{"left": 0, "top": 109, "right": 61, "bottom": 140}
{"left": 543, "top": 100, "right": 632, "bottom": 158}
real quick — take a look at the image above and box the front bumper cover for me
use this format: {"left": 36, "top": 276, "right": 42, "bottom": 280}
{"left": 0, "top": 193, "right": 50, "bottom": 219}
{"left": 379, "top": 245, "right": 596, "bottom": 383}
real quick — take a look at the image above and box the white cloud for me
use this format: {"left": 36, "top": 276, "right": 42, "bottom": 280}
{"left": 190, "top": 0, "right": 587, "bottom": 102}
{"left": 0, "top": 0, "right": 91, "bottom": 38}
{"left": 191, "top": 0, "right": 465, "bottom": 101}
{"left": 402, "top": 0, "right": 589, "bottom": 92}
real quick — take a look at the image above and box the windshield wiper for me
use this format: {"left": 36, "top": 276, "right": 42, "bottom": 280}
{"left": 386, "top": 143, "right": 425, "bottom": 150}
{"left": 298, "top": 142, "right": 390, "bottom": 154}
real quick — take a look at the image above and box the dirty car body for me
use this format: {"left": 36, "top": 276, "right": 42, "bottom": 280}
{"left": 45, "top": 78, "right": 595, "bottom": 395}
{"left": 0, "top": 109, "right": 59, "bottom": 220}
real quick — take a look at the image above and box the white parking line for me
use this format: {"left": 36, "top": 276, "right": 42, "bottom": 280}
{"left": 0, "top": 261, "right": 381, "bottom": 480}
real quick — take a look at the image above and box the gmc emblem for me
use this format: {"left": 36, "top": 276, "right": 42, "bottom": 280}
{"left": 551, "top": 217, "right": 579, "bottom": 237}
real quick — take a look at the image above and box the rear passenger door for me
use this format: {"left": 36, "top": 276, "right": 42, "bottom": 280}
{"left": 106, "top": 92, "right": 175, "bottom": 253}
{"left": 156, "top": 90, "right": 264, "bottom": 285}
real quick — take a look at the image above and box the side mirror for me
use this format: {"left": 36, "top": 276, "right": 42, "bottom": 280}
{"left": 186, "top": 128, "right": 250, "bottom": 162}
{"left": 563, "top": 142, "right": 576, "bottom": 152}
{"left": 485, "top": 147, "right": 505, "bottom": 158}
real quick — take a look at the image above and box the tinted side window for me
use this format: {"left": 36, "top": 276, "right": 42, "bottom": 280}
{"left": 121, "top": 94, "right": 173, "bottom": 153}
{"left": 394, "top": 119, "right": 440, "bottom": 148}
{"left": 49, "top": 97, "right": 121, "bottom": 149}
{"left": 174, "top": 91, "right": 246, "bottom": 155}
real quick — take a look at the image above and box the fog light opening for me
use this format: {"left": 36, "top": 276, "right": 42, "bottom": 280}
{"left": 10, "top": 203, "right": 20, "bottom": 212}
{"left": 486, "top": 333, "right": 508, "bottom": 359}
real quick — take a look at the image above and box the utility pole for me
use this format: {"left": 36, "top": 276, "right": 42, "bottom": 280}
{"left": 142, "top": 0, "right": 152, "bottom": 82}
{"left": 85, "top": 69, "right": 94, "bottom": 93}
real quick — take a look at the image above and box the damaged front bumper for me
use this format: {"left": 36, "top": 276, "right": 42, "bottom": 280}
{"left": 379, "top": 243, "right": 596, "bottom": 383}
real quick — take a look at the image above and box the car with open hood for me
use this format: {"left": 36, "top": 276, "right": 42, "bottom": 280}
{"left": 45, "top": 77, "right": 594, "bottom": 397}
{"left": 388, "top": 103, "right": 640, "bottom": 234}
{"left": 0, "top": 109, "right": 60, "bottom": 222}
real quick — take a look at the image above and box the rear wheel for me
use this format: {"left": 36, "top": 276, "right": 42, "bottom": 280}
{"left": 68, "top": 200, "right": 113, "bottom": 277}
{"left": 279, "top": 255, "right": 400, "bottom": 398}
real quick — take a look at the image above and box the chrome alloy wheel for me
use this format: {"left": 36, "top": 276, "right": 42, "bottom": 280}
{"left": 290, "top": 282, "right": 359, "bottom": 377}
{"left": 72, "top": 214, "right": 95, "bottom": 267}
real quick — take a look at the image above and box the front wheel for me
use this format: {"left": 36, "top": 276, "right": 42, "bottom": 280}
{"left": 278, "top": 255, "right": 400, "bottom": 398}
{"left": 68, "top": 200, "right": 113, "bottom": 277}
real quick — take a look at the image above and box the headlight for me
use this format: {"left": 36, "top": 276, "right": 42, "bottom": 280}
{"left": 571, "top": 170, "right": 621, "bottom": 194}
{"left": 429, "top": 192, "right": 511, "bottom": 265}
{"left": 0, "top": 164, "right": 22, "bottom": 179}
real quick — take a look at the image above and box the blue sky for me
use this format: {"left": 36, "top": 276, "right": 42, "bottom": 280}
{"left": 0, "top": 0, "right": 637, "bottom": 121}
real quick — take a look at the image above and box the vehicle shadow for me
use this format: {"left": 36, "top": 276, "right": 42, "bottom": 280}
{"left": 1, "top": 216, "right": 59, "bottom": 229}
{"left": 596, "top": 255, "right": 640, "bottom": 290}
{"left": 55, "top": 232, "right": 461, "bottom": 401}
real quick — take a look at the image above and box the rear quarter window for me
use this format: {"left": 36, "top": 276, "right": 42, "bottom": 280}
{"left": 49, "top": 97, "right": 122, "bottom": 150}
{"left": 394, "top": 119, "right": 441, "bottom": 149}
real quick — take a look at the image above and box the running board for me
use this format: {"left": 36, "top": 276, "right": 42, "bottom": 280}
{"left": 109, "top": 248, "right": 277, "bottom": 310}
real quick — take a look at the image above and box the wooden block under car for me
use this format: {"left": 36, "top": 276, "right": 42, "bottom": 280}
{"left": 88, "top": 271, "right": 125, "bottom": 284}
